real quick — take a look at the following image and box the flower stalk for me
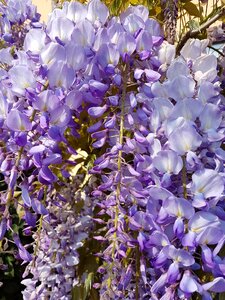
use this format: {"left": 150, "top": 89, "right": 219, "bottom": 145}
{"left": 182, "top": 155, "right": 187, "bottom": 199}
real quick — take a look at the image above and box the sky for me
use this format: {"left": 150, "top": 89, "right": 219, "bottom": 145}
{"left": 32, "top": 0, "right": 52, "bottom": 21}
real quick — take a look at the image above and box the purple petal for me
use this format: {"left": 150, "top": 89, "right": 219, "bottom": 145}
{"left": 87, "top": 0, "right": 109, "bottom": 24}
{"left": 65, "top": 90, "right": 83, "bottom": 110}
{"left": 145, "top": 231, "right": 170, "bottom": 247}
{"left": 151, "top": 273, "right": 167, "bottom": 293}
{"left": 108, "top": 95, "right": 119, "bottom": 106}
{"left": 48, "top": 61, "right": 74, "bottom": 89}
{"left": 89, "top": 80, "right": 109, "bottom": 96}
{"left": 43, "top": 154, "right": 62, "bottom": 165}
{"left": 92, "top": 136, "right": 107, "bottom": 148}
{"left": 24, "top": 28, "right": 46, "bottom": 54}
{"left": 105, "top": 115, "right": 116, "bottom": 129}
{"left": 203, "top": 277, "right": 225, "bottom": 293}
{"left": 40, "top": 42, "right": 66, "bottom": 67}
{"left": 24, "top": 211, "right": 37, "bottom": 227}
{"left": 31, "top": 199, "right": 48, "bottom": 215}
{"left": 196, "top": 226, "right": 224, "bottom": 245}
{"left": 173, "top": 217, "right": 185, "bottom": 238}
{"left": 87, "top": 120, "right": 103, "bottom": 133}
{"left": 21, "top": 186, "right": 32, "bottom": 207}
{"left": 130, "top": 93, "right": 137, "bottom": 108}
{"left": 50, "top": 105, "right": 71, "bottom": 127}
{"left": 34, "top": 90, "right": 60, "bottom": 112}
{"left": 140, "top": 258, "right": 147, "bottom": 284}
{"left": 201, "top": 245, "right": 214, "bottom": 269}
{"left": 39, "top": 166, "right": 57, "bottom": 183}
{"left": 168, "top": 122, "right": 202, "bottom": 155}
{"left": 167, "top": 75, "right": 195, "bottom": 101}
{"left": 167, "top": 262, "right": 179, "bottom": 284}
{"left": 66, "top": 44, "right": 86, "bottom": 71}
{"left": 29, "top": 145, "right": 46, "bottom": 155}
{"left": 182, "top": 231, "right": 196, "bottom": 247}
{"left": 191, "top": 169, "right": 224, "bottom": 199}
{"left": 91, "top": 129, "right": 108, "bottom": 139}
{"left": 7, "top": 110, "right": 32, "bottom": 132}
{"left": 9, "top": 168, "right": 17, "bottom": 190}
{"left": 144, "top": 69, "right": 161, "bottom": 82}
{"left": 188, "top": 211, "right": 220, "bottom": 234}
{"left": 0, "top": 219, "right": 7, "bottom": 240}
{"left": 13, "top": 234, "right": 32, "bottom": 262}
{"left": 99, "top": 176, "right": 113, "bottom": 191}
{"left": 153, "top": 150, "right": 183, "bottom": 174}
{"left": 134, "top": 131, "right": 146, "bottom": 143}
{"left": 163, "top": 197, "right": 195, "bottom": 219}
{"left": 8, "top": 65, "right": 36, "bottom": 96}
{"left": 47, "top": 17, "right": 74, "bottom": 43}
{"left": 118, "top": 32, "right": 136, "bottom": 56}
{"left": 180, "top": 271, "right": 199, "bottom": 293}
{"left": 134, "top": 68, "right": 144, "bottom": 80}
{"left": 127, "top": 165, "right": 141, "bottom": 177}
{"left": 137, "top": 232, "right": 146, "bottom": 251}
{"left": 88, "top": 105, "right": 107, "bottom": 118}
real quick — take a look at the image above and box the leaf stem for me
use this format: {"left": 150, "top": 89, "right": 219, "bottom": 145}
{"left": 135, "top": 246, "right": 140, "bottom": 300}
{"left": 114, "top": 64, "right": 128, "bottom": 232}
{"left": 182, "top": 155, "right": 187, "bottom": 199}
{"left": 108, "top": 63, "right": 128, "bottom": 287}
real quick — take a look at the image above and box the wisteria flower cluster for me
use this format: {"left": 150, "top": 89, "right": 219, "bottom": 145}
{"left": 0, "top": 0, "right": 225, "bottom": 299}
{"left": 0, "top": 0, "right": 40, "bottom": 51}
{"left": 22, "top": 175, "right": 95, "bottom": 300}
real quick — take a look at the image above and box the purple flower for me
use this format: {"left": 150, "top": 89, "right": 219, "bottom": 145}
{"left": 122, "top": 13, "right": 145, "bottom": 35}
{"left": 167, "top": 75, "right": 196, "bottom": 101}
{"left": 6, "top": 109, "right": 32, "bottom": 131}
{"left": 168, "top": 122, "right": 202, "bottom": 155}
{"left": 153, "top": 150, "right": 183, "bottom": 174}
{"left": 163, "top": 197, "right": 195, "bottom": 219}
{"left": 65, "top": 43, "right": 86, "bottom": 71}
{"left": 47, "top": 61, "right": 74, "bottom": 89}
{"left": 179, "top": 271, "right": 199, "bottom": 294}
{"left": 87, "top": 0, "right": 109, "bottom": 25}
{"left": 191, "top": 169, "right": 224, "bottom": 200}
{"left": 8, "top": 65, "right": 36, "bottom": 96}
{"left": 193, "top": 54, "right": 217, "bottom": 83}
{"left": 63, "top": 1, "right": 87, "bottom": 23}
{"left": 188, "top": 211, "right": 221, "bottom": 234}
{"left": 24, "top": 28, "right": 46, "bottom": 54}
{"left": 88, "top": 105, "right": 107, "bottom": 118}
{"left": 40, "top": 42, "right": 66, "bottom": 67}
{"left": 117, "top": 32, "right": 136, "bottom": 56}
{"left": 97, "top": 43, "right": 120, "bottom": 69}
{"left": 46, "top": 17, "right": 74, "bottom": 44}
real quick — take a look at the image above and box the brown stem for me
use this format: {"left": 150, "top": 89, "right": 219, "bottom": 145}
{"left": 176, "top": 7, "right": 225, "bottom": 54}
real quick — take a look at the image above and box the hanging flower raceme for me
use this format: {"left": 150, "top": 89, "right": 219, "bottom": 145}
{"left": 0, "top": 0, "right": 40, "bottom": 48}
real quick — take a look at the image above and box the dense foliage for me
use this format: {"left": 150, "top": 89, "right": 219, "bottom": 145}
{"left": 0, "top": 0, "right": 225, "bottom": 299}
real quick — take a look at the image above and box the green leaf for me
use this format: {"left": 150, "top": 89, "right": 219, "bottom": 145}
{"left": 130, "top": 0, "right": 143, "bottom": 4}
{"left": 220, "top": 293, "right": 225, "bottom": 300}
{"left": 84, "top": 272, "right": 94, "bottom": 297}
{"left": 146, "top": 0, "right": 153, "bottom": 9}
{"left": 183, "top": 2, "right": 201, "bottom": 17}
{"left": 72, "top": 285, "right": 86, "bottom": 300}
{"left": 110, "top": 0, "right": 123, "bottom": 15}
{"left": 71, "top": 273, "right": 94, "bottom": 300}
{"left": 187, "top": 19, "right": 200, "bottom": 31}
